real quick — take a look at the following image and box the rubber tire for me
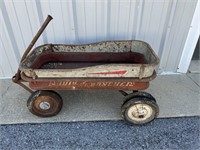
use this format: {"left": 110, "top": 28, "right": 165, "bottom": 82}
{"left": 27, "top": 90, "right": 63, "bottom": 117}
{"left": 121, "top": 95, "right": 159, "bottom": 125}
{"left": 122, "top": 91, "right": 156, "bottom": 106}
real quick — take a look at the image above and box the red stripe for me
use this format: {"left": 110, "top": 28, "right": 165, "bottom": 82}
{"left": 89, "top": 70, "right": 127, "bottom": 75}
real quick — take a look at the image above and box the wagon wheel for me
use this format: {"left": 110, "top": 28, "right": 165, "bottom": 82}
{"left": 122, "top": 91, "right": 156, "bottom": 105}
{"left": 121, "top": 93, "right": 159, "bottom": 125}
{"left": 27, "top": 90, "right": 63, "bottom": 117}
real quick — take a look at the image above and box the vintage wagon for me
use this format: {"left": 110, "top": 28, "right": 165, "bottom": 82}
{"left": 13, "top": 15, "right": 160, "bottom": 125}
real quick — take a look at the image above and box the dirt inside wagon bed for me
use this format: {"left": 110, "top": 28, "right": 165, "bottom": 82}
{"left": 36, "top": 52, "right": 147, "bottom": 69}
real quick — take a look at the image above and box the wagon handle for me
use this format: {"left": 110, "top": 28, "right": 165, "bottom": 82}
{"left": 13, "top": 15, "right": 53, "bottom": 83}
{"left": 21, "top": 15, "right": 53, "bottom": 62}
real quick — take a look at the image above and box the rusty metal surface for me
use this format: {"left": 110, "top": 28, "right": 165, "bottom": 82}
{"left": 21, "top": 70, "right": 156, "bottom": 92}
{"left": 13, "top": 15, "right": 53, "bottom": 84}
{"left": 16, "top": 80, "right": 33, "bottom": 93}
{"left": 21, "top": 71, "right": 156, "bottom": 82}
{"left": 19, "top": 40, "right": 159, "bottom": 79}
{"left": 29, "top": 79, "right": 149, "bottom": 91}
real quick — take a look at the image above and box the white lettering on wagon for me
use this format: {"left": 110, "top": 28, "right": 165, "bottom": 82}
{"left": 48, "top": 81, "right": 78, "bottom": 86}
{"left": 48, "top": 81, "right": 136, "bottom": 87}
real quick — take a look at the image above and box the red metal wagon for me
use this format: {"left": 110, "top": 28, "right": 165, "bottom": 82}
{"left": 13, "top": 15, "right": 160, "bottom": 125}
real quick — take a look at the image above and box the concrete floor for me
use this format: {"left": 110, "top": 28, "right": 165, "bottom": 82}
{"left": 0, "top": 74, "right": 199, "bottom": 125}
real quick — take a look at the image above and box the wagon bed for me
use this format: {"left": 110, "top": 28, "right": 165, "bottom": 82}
{"left": 20, "top": 41, "right": 159, "bottom": 80}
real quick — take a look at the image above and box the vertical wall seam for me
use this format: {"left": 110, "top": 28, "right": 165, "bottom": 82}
{"left": 0, "top": 1, "right": 20, "bottom": 62}
{"left": 107, "top": 0, "right": 111, "bottom": 39}
{"left": 132, "top": 0, "right": 139, "bottom": 39}
{"left": 116, "top": 0, "right": 120, "bottom": 39}
{"left": 0, "top": 36, "right": 14, "bottom": 73}
{"left": 60, "top": 0, "right": 67, "bottom": 43}
{"left": 165, "top": 0, "right": 186, "bottom": 70}
{"left": 144, "top": 0, "right": 154, "bottom": 40}
{"left": 24, "top": 1, "right": 34, "bottom": 37}
{"left": 158, "top": 0, "right": 176, "bottom": 71}
{"left": 68, "top": 0, "right": 76, "bottom": 44}
{"left": 173, "top": 1, "right": 189, "bottom": 70}
{"left": 159, "top": 0, "right": 177, "bottom": 72}
{"left": 136, "top": 0, "right": 144, "bottom": 39}
{"left": 95, "top": 1, "right": 97, "bottom": 41}
{"left": 0, "top": 63, "right": 5, "bottom": 76}
{"left": 12, "top": 1, "right": 26, "bottom": 48}
{"left": 67, "top": 1, "right": 72, "bottom": 43}
{"left": 72, "top": 0, "right": 78, "bottom": 43}
{"left": 152, "top": 1, "right": 165, "bottom": 47}
{"left": 104, "top": 0, "right": 108, "bottom": 39}
{"left": 84, "top": 0, "right": 87, "bottom": 42}
{"left": 48, "top": 1, "right": 56, "bottom": 43}
{"left": 127, "top": 0, "right": 132, "bottom": 39}
{"left": 35, "top": 0, "right": 47, "bottom": 43}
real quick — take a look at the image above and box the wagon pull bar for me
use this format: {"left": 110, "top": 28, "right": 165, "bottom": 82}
{"left": 20, "top": 15, "right": 53, "bottom": 62}
{"left": 12, "top": 15, "right": 53, "bottom": 88}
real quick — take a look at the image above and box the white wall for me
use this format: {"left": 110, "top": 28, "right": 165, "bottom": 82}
{"left": 0, "top": 0, "right": 198, "bottom": 78}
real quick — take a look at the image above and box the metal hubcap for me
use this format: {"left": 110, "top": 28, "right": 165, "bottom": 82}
{"left": 39, "top": 102, "right": 51, "bottom": 110}
{"left": 127, "top": 104, "right": 153, "bottom": 121}
{"left": 33, "top": 95, "right": 56, "bottom": 113}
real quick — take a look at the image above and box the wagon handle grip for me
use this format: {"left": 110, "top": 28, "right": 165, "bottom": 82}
{"left": 13, "top": 15, "right": 53, "bottom": 83}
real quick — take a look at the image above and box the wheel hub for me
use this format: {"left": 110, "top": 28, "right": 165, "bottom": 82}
{"left": 132, "top": 107, "right": 147, "bottom": 118}
{"left": 39, "top": 102, "right": 51, "bottom": 110}
{"left": 127, "top": 104, "right": 153, "bottom": 121}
